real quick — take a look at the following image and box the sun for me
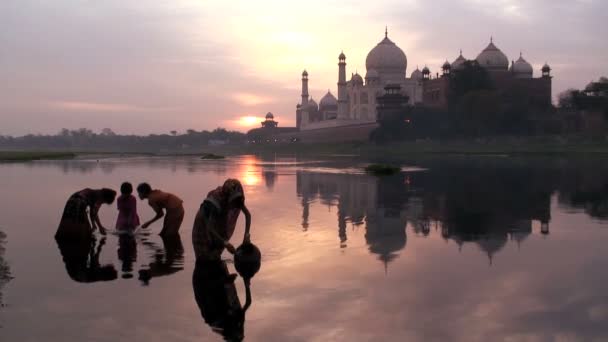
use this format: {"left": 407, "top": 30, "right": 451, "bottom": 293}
{"left": 237, "top": 116, "right": 262, "bottom": 128}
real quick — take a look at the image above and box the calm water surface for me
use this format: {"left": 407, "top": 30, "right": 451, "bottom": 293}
{"left": 1, "top": 155, "right": 608, "bottom": 341}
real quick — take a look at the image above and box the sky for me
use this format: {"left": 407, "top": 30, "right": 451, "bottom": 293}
{"left": 0, "top": 0, "right": 606, "bottom": 135}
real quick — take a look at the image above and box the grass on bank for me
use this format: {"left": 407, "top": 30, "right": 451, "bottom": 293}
{"left": 0, "top": 151, "right": 76, "bottom": 161}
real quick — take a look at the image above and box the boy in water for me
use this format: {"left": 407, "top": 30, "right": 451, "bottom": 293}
{"left": 137, "top": 183, "right": 184, "bottom": 236}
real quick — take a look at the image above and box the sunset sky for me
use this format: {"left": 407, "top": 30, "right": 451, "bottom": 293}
{"left": 1, "top": 0, "right": 606, "bottom": 135}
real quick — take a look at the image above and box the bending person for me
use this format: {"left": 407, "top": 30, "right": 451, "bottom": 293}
{"left": 56, "top": 188, "right": 117, "bottom": 240}
{"left": 137, "top": 183, "right": 184, "bottom": 236}
{"left": 192, "top": 179, "right": 251, "bottom": 260}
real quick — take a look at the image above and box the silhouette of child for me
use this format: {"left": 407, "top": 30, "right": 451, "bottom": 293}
{"left": 137, "top": 183, "right": 184, "bottom": 236}
{"left": 192, "top": 179, "right": 251, "bottom": 260}
{"left": 116, "top": 182, "right": 140, "bottom": 232}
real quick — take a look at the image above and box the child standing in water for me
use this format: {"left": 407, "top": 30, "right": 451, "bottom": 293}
{"left": 116, "top": 182, "right": 140, "bottom": 233}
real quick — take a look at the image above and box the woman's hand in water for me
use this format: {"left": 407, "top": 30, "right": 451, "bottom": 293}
{"left": 224, "top": 241, "right": 236, "bottom": 254}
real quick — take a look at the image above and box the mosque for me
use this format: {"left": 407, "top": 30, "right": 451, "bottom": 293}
{"left": 247, "top": 28, "right": 553, "bottom": 142}
{"left": 295, "top": 28, "right": 552, "bottom": 134}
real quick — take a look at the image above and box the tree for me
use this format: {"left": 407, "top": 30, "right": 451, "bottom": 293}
{"left": 449, "top": 60, "right": 494, "bottom": 105}
{"left": 101, "top": 128, "right": 116, "bottom": 136}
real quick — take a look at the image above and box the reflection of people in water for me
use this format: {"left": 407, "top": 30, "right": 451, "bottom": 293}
{"left": 192, "top": 179, "right": 251, "bottom": 260}
{"left": 138, "top": 234, "right": 184, "bottom": 285}
{"left": 56, "top": 188, "right": 117, "bottom": 239}
{"left": 193, "top": 259, "right": 252, "bottom": 342}
{"left": 118, "top": 234, "right": 137, "bottom": 279}
{"left": 55, "top": 237, "right": 118, "bottom": 283}
{"left": 137, "top": 183, "right": 184, "bottom": 236}
{"left": 116, "top": 182, "right": 140, "bottom": 233}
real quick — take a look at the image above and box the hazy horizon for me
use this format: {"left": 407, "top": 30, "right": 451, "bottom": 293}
{"left": 1, "top": 0, "right": 606, "bottom": 136}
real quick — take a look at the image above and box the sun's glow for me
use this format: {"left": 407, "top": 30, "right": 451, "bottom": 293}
{"left": 240, "top": 156, "right": 261, "bottom": 186}
{"left": 236, "top": 116, "right": 263, "bottom": 128}
{"left": 233, "top": 93, "right": 275, "bottom": 106}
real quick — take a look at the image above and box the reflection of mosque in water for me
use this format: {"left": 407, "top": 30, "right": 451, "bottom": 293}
{"left": 0, "top": 230, "right": 12, "bottom": 307}
{"left": 297, "top": 164, "right": 555, "bottom": 266}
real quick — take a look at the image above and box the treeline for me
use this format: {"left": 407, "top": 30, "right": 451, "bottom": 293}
{"left": 0, "top": 127, "right": 247, "bottom": 152}
{"left": 558, "top": 77, "right": 608, "bottom": 115}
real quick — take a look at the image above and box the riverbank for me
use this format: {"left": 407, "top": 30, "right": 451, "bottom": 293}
{"left": 3, "top": 137, "right": 608, "bottom": 160}
{"left": 200, "top": 138, "right": 608, "bottom": 158}
{"left": 0, "top": 151, "right": 76, "bottom": 161}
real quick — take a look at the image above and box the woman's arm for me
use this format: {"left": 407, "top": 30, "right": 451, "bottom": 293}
{"left": 205, "top": 207, "right": 236, "bottom": 254}
{"left": 93, "top": 203, "right": 107, "bottom": 234}
{"left": 242, "top": 204, "right": 251, "bottom": 244}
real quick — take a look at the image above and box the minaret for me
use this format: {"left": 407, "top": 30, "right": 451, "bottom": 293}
{"left": 301, "top": 70, "right": 309, "bottom": 107}
{"left": 337, "top": 51, "right": 348, "bottom": 120}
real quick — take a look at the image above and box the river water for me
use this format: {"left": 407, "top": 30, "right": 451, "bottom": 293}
{"left": 1, "top": 155, "right": 608, "bottom": 341}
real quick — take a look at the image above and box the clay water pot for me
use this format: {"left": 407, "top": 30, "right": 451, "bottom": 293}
{"left": 234, "top": 242, "right": 261, "bottom": 280}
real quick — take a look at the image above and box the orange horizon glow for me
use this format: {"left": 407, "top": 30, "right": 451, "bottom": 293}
{"left": 236, "top": 116, "right": 264, "bottom": 128}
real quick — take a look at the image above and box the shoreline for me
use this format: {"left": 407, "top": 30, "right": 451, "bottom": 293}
{"left": 3, "top": 139, "right": 608, "bottom": 161}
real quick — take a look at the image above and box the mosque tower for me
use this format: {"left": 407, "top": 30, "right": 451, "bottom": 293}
{"left": 301, "top": 70, "right": 309, "bottom": 107}
{"left": 337, "top": 51, "right": 348, "bottom": 119}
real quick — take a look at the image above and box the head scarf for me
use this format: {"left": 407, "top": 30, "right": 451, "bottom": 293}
{"left": 223, "top": 179, "right": 244, "bottom": 204}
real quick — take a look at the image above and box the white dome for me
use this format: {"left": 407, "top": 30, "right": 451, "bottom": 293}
{"left": 265, "top": 112, "right": 274, "bottom": 119}
{"left": 351, "top": 73, "right": 364, "bottom": 84}
{"left": 319, "top": 91, "right": 337, "bottom": 107}
{"left": 512, "top": 54, "right": 533, "bottom": 78}
{"left": 476, "top": 39, "right": 509, "bottom": 70}
{"left": 365, "top": 69, "right": 379, "bottom": 79}
{"left": 452, "top": 51, "right": 467, "bottom": 70}
{"left": 411, "top": 67, "right": 422, "bottom": 80}
{"left": 365, "top": 32, "right": 407, "bottom": 78}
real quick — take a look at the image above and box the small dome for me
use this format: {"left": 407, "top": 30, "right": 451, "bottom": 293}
{"left": 351, "top": 73, "right": 364, "bottom": 85}
{"left": 476, "top": 39, "right": 509, "bottom": 70}
{"left": 512, "top": 54, "right": 533, "bottom": 78}
{"left": 542, "top": 63, "right": 551, "bottom": 72}
{"left": 366, "top": 31, "right": 408, "bottom": 78}
{"left": 452, "top": 51, "right": 467, "bottom": 70}
{"left": 307, "top": 98, "right": 319, "bottom": 111}
{"left": 265, "top": 112, "right": 274, "bottom": 119}
{"left": 411, "top": 67, "right": 422, "bottom": 80}
{"left": 366, "top": 69, "right": 379, "bottom": 79}
{"left": 442, "top": 60, "right": 451, "bottom": 69}
{"left": 339, "top": 51, "right": 346, "bottom": 60}
{"left": 422, "top": 66, "right": 430, "bottom": 74}
{"left": 302, "top": 69, "right": 308, "bottom": 77}
{"left": 319, "top": 91, "right": 338, "bottom": 107}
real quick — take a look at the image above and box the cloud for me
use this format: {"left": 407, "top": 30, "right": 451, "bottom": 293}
{"left": 51, "top": 101, "right": 177, "bottom": 113}
{"left": 232, "top": 93, "right": 276, "bottom": 106}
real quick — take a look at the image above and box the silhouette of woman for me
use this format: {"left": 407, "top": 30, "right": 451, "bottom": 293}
{"left": 56, "top": 188, "right": 117, "bottom": 240}
{"left": 192, "top": 179, "right": 251, "bottom": 260}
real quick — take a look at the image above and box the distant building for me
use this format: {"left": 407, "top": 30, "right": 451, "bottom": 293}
{"left": 423, "top": 40, "right": 552, "bottom": 109}
{"left": 295, "top": 31, "right": 553, "bottom": 137}
{"left": 246, "top": 112, "right": 298, "bottom": 143}
{"left": 297, "top": 28, "right": 423, "bottom": 132}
